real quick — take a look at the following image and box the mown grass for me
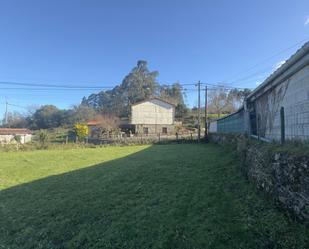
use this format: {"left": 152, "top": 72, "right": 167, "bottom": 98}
{"left": 0, "top": 144, "right": 308, "bottom": 249}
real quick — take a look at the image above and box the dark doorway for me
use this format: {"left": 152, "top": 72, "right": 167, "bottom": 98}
{"left": 143, "top": 127, "right": 149, "bottom": 135}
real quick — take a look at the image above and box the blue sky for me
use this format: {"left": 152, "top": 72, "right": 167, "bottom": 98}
{"left": 0, "top": 0, "right": 309, "bottom": 118}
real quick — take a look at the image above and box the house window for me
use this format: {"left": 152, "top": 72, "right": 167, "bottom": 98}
{"left": 143, "top": 127, "right": 149, "bottom": 134}
{"left": 162, "top": 127, "right": 167, "bottom": 134}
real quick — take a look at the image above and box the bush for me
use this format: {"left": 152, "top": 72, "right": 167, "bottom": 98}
{"left": 38, "top": 130, "right": 49, "bottom": 149}
{"left": 74, "top": 123, "right": 89, "bottom": 142}
{"left": 14, "top": 135, "right": 21, "bottom": 143}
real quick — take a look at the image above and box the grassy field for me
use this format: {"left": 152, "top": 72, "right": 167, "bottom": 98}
{"left": 0, "top": 144, "right": 308, "bottom": 249}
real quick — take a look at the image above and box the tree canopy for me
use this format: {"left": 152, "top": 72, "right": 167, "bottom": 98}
{"left": 82, "top": 60, "right": 188, "bottom": 118}
{"left": 1, "top": 61, "right": 189, "bottom": 130}
{"left": 82, "top": 60, "right": 159, "bottom": 117}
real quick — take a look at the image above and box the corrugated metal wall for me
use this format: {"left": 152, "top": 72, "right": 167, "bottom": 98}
{"left": 217, "top": 110, "right": 245, "bottom": 134}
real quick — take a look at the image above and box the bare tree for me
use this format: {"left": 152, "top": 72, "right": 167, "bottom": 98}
{"left": 208, "top": 87, "right": 252, "bottom": 118}
{"left": 95, "top": 114, "right": 120, "bottom": 136}
{"left": 3, "top": 111, "right": 28, "bottom": 128}
{"left": 208, "top": 87, "right": 232, "bottom": 118}
{"left": 228, "top": 88, "right": 252, "bottom": 110}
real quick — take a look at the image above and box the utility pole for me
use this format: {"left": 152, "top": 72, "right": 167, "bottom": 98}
{"left": 4, "top": 98, "right": 8, "bottom": 126}
{"left": 197, "top": 81, "right": 201, "bottom": 142}
{"left": 204, "top": 86, "right": 208, "bottom": 140}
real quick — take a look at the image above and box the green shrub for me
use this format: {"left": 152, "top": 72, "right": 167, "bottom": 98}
{"left": 38, "top": 130, "right": 49, "bottom": 149}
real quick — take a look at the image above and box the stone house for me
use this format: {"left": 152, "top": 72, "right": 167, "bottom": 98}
{"left": 0, "top": 128, "right": 32, "bottom": 144}
{"left": 130, "top": 98, "right": 175, "bottom": 135}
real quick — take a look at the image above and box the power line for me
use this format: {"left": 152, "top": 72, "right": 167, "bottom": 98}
{"left": 0, "top": 81, "right": 250, "bottom": 92}
{"left": 0, "top": 81, "right": 199, "bottom": 90}
{"left": 200, "top": 83, "right": 253, "bottom": 90}
{"left": 0, "top": 87, "right": 105, "bottom": 91}
{"left": 228, "top": 67, "right": 272, "bottom": 84}
{"left": 220, "top": 37, "right": 309, "bottom": 83}
{"left": 0, "top": 81, "right": 114, "bottom": 89}
{"left": 7, "top": 103, "right": 29, "bottom": 109}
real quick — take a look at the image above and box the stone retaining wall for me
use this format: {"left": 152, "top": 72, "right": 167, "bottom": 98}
{"left": 210, "top": 133, "right": 309, "bottom": 222}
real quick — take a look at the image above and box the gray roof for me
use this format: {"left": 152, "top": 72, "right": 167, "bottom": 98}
{"left": 131, "top": 97, "right": 176, "bottom": 107}
{"left": 247, "top": 41, "right": 309, "bottom": 101}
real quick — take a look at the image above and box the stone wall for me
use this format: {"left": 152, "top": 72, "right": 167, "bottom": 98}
{"left": 210, "top": 133, "right": 309, "bottom": 222}
{"left": 135, "top": 124, "right": 175, "bottom": 135}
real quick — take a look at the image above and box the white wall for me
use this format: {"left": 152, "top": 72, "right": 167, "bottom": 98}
{"left": 131, "top": 99, "right": 174, "bottom": 125}
{"left": 21, "top": 134, "right": 32, "bottom": 144}
{"left": 0, "top": 135, "right": 14, "bottom": 144}
{"left": 255, "top": 63, "right": 309, "bottom": 141}
{"left": 209, "top": 121, "right": 217, "bottom": 133}
{"left": 0, "top": 134, "right": 32, "bottom": 144}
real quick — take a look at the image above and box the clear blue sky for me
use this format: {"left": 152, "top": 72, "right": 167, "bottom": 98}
{"left": 1, "top": 0, "right": 309, "bottom": 118}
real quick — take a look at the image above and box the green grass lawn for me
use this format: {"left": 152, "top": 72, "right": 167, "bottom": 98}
{"left": 0, "top": 144, "right": 308, "bottom": 249}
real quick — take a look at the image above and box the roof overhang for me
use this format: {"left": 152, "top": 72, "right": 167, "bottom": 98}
{"left": 246, "top": 41, "right": 309, "bottom": 102}
{"left": 131, "top": 97, "right": 176, "bottom": 107}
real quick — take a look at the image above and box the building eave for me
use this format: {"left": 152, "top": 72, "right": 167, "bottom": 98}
{"left": 131, "top": 97, "right": 176, "bottom": 107}
{"left": 246, "top": 41, "right": 309, "bottom": 102}
{"left": 215, "top": 107, "right": 244, "bottom": 122}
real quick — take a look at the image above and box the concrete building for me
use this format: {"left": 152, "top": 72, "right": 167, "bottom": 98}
{"left": 246, "top": 41, "right": 309, "bottom": 141}
{"left": 130, "top": 98, "right": 175, "bottom": 134}
{"left": 0, "top": 128, "right": 32, "bottom": 144}
{"left": 216, "top": 41, "right": 309, "bottom": 141}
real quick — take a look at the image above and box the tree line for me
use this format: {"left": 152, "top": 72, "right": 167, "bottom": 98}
{"left": 81, "top": 60, "right": 187, "bottom": 118}
{"left": 1, "top": 60, "right": 251, "bottom": 129}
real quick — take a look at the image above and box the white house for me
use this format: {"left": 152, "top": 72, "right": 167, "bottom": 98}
{"left": 130, "top": 97, "right": 175, "bottom": 134}
{"left": 0, "top": 128, "right": 32, "bottom": 144}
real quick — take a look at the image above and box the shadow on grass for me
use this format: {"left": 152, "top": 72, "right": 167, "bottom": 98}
{"left": 0, "top": 144, "right": 308, "bottom": 249}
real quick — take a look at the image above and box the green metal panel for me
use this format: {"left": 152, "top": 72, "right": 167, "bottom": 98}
{"left": 217, "top": 110, "right": 245, "bottom": 134}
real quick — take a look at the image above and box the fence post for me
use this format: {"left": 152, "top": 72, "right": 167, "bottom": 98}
{"left": 244, "top": 99, "right": 251, "bottom": 135}
{"left": 158, "top": 133, "right": 161, "bottom": 142}
{"left": 257, "top": 114, "right": 260, "bottom": 141}
{"left": 280, "top": 106, "right": 285, "bottom": 145}
{"left": 176, "top": 132, "right": 178, "bottom": 142}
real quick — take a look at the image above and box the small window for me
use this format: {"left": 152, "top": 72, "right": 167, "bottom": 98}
{"left": 162, "top": 127, "right": 167, "bottom": 134}
{"left": 143, "top": 127, "right": 149, "bottom": 134}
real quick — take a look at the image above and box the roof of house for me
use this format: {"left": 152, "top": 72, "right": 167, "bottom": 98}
{"left": 131, "top": 97, "right": 176, "bottom": 107}
{"left": 247, "top": 41, "right": 309, "bottom": 101}
{"left": 0, "top": 128, "right": 32, "bottom": 135}
{"left": 87, "top": 120, "right": 99, "bottom": 126}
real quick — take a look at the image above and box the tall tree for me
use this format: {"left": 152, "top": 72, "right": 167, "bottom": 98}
{"left": 227, "top": 88, "right": 252, "bottom": 110}
{"left": 121, "top": 60, "right": 159, "bottom": 107}
{"left": 82, "top": 60, "right": 159, "bottom": 117}
{"left": 159, "top": 83, "right": 188, "bottom": 119}
{"left": 29, "top": 105, "right": 63, "bottom": 129}
{"left": 70, "top": 104, "right": 96, "bottom": 123}
{"left": 21, "top": 104, "right": 96, "bottom": 130}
